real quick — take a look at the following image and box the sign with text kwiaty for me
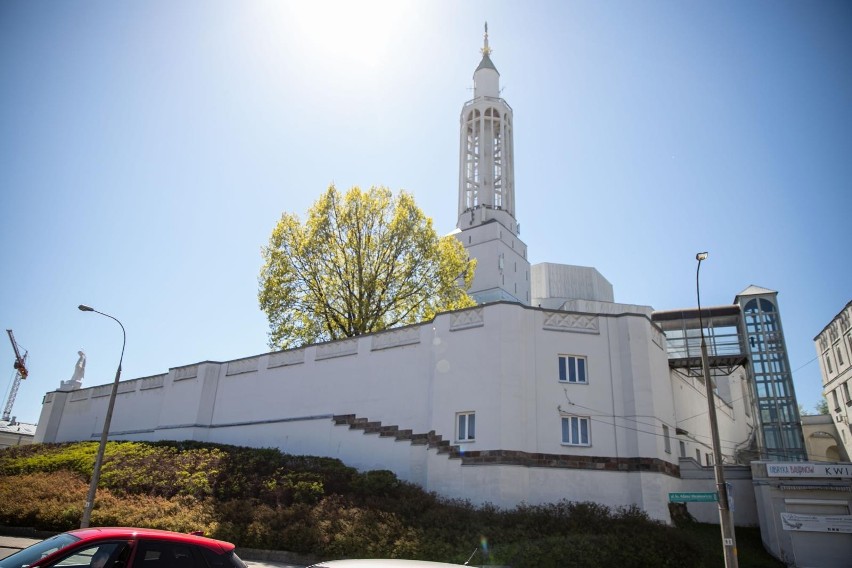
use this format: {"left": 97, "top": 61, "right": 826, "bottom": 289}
{"left": 780, "top": 513, "right": 852, "bottom": 533}
{"left": 766, "top": 463, "right": 852, "bottom": 478}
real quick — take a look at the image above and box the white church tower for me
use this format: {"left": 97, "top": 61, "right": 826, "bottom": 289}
{"left": 456, "top": 24, "right": 530, "bottom": 305}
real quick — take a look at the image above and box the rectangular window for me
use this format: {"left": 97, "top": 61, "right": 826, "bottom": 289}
{"left": 833, "top": 390, "right": 841, "bottom": 412}
{"left": 825, "top": 353, "right": 834, "bottom": 374}
{"left": 844, "top": 382, "right": 851, "bottom": 406}
{"left": 837, "top": 345, "right": 845, "bottom": 366}
{"left": 695, "top": 449, "right": 701, "bottom": 463}
{"left": 679, "top": 440, "right": 686, "bottom": 458}
{"left": 558, "top": 355, "right": 588, "bottom": 384}
{"left": 706, "top": 453, "right": 713, "bottom": 466}
{"left": 663, "top": 425, "right": 671, "bottom": 454}
{"left": 457, "top": 412, "right": 475, "bottom": 442}
{"left": 561, "top": 416, "right": 591, "bottom": 446}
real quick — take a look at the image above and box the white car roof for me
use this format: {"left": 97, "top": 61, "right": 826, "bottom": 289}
{"left": 308, "top": 561, "right": 466, "bottom": 568}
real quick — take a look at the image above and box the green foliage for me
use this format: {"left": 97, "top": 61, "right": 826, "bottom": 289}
{"left": 0, "top": 442, "right": 99, "bottom": 477}
{"left": 0, "top": 441, "right": 783, "bottom": 567}
{"left": 258, "top": 184, "right": 477, "bottom": 349}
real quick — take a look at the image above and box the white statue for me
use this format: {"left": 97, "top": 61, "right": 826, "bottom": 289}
{"left": 61, "top": 350, "right": 86, "bottom": 390}
{"left": 71, "top": 350, "right": 86, "bottom": 382}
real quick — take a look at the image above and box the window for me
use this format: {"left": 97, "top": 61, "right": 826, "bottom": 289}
{"left": 561, "top": 416, "right": 591, "bottom": 446}
{"left": 833, "top": 389, "right": 841, "bottom": 412}
{"left": 54, "top": 543, "right": 130, "bottom": 568}
{"left": 844, "top": 382, "right": 851, "bottom": 406}
{"left": 825, "top": 353, "right": 834, "bottom": 374}
{"left": 679, "top": 440, "right": 686, "bottom": 458}
{"left": 136, "top": 541, "right": 206, "bottom": 568}
{"left": 695, "top": 449, "right": 701, "bottom": 463}
{"left": 705, "top": 453, "right": 713, "bottom": 466}
{"left": 663, "top": 425, "right": 671, "bottom": 454}
{"left": 558, "top": 355, "right": 588, "bottom": 384}
{"left": 457, "top": 412, "right": 475, "bottom": 442}
{"left": 837, "top": 345, "right": 845, "bottom": 366}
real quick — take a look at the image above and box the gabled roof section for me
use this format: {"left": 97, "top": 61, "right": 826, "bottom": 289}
{"left": 0, "top": 420, "right": 36, "bottom": 436}
{"left": 735, "top": 284, "right": 777, "bottom": 299}
{"left": 476, "top": 53, "right": 498, "bottom": 73}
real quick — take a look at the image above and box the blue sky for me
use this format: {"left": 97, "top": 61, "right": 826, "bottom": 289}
{"left": 1, "top": 1, "right": 849, "bottom": 425}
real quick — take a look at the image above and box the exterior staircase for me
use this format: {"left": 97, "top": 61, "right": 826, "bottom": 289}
{"left": 332, "top": 414, "right": 462, "bottom": 458}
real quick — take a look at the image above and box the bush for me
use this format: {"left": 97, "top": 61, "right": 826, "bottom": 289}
{"left": 0, "top": 441, "right": 780, "bottom": 567}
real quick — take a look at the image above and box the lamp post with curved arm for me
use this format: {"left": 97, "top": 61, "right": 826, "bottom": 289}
{"left": 695, "top": 253, "right": 738, "bottom": 568}
{"left": 77, "top": 304, "right": 125, "bottom": 528}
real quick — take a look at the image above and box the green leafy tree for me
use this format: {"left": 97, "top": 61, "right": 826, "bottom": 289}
{"left": 259, "top": 185, "right": 476, "bottom": 349}
{"left": 815, "top": 397, "right": 829, "bottom": 415}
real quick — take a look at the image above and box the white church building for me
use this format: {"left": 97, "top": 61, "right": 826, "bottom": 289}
{"left": 36, "top": 28, "right": 801, "bottom": 525}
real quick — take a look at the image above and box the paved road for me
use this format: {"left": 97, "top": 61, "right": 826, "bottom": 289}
{"left": 0, "top": 535, "right": 305, "bottom": 568}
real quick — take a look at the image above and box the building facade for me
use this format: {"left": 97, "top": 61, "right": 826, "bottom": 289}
{"left": 37, "top": 299, "right": 757, "bottom": 524}
{"left": 815, "top": 300, "right": 852, "bottom": 459}
{"left": 34, "top": 28, "right": 810, "bottom": 528}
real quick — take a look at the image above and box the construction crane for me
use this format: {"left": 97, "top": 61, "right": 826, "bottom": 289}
{"left": 4, "top": 329, "right": 28, "bottom": 422}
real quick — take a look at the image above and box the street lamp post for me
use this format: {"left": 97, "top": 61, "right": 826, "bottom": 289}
{"left": 78, "top": 304, "right": 125, "bottom": 528}
{"left": 695, "top": 253, "right": 738, "bottom": 568}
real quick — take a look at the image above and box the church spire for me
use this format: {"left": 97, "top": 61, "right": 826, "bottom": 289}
{"left": 482, "top": 22, "right": 491, "bottom": 56}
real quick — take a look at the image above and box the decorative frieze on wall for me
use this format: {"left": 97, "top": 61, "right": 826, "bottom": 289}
{"left": 226, "top": 358, "right": 259, "bottom": 376}
{"left": 450, "top": 308, "right": 484, "bottom": 331}
{"left": 117, "top": 382, "right": 137, "bottom": 394}
{"left": 542, "top": 312, "right": 600, "bottom": 334}
{"left": 91, "top": 385, "right": 112, "bottom": 399}
{"left": 44, "top": 392, "right": 55, "bottom": 404}
{"left": 173, "top": 365, "right": 199, "bottom": 381}
{"left": 316, "top": 339, "right": 359, "bottom": 361}
{"left": 371, "top": 327, "right": 421, "bottom": 351}
{"left": 268, "top": 349, "right": 306, "bottom": 368}
{"left": 69, "top": 390, "right": 89, "bottom": 402}
{"left": 140, "top": 375, "right": 166, "bottom": 390}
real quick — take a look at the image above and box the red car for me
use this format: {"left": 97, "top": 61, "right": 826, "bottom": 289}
{"left": 0, "top": 528, "right": 245, "bottom": 568}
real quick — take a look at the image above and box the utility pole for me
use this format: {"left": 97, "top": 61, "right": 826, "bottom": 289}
{"left": 696, "top": 252, "right": 738, "bottom": 568}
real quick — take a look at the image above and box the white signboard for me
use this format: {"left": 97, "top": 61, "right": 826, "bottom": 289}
{"left": 766, "top": 463, "right": 852, "bottom": 478}
{"left": 780, "top": 513, "right": 852, "bottom": 533}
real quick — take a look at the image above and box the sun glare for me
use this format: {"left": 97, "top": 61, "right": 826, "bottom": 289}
{"left": 282, "top": 0, "right": 408, "bottom": 71}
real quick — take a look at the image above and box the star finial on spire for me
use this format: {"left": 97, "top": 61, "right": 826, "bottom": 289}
{"left": 481, "top": 21, "right": 492, "bottom": 56}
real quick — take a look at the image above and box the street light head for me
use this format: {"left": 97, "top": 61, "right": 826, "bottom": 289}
{"left": 696, "top": 252, "right": 708, "bottom": 261}
{"left": 78, "top": 305, "right": 94, "bottom": 312}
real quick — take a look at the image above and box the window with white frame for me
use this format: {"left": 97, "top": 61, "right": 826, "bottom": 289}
{"left": 558, "top": 355, "right": 588, "bottom": 384}
{"left": 663, "top": 425, "right": 671, "bottom": 453}
{"left": 561, "top": 415, "right": 591, "bottom": 446}
{"left": 679, "top": 440, "right": 686, "bottom": 458}
{"left": 837, "top": 344, "right": 845, "bottom": 366}
{"left": 825, "top": 352, "right": 834, "bottom": 374}
{"left": 456, "top": 411, "right": 475, "bottom": 442}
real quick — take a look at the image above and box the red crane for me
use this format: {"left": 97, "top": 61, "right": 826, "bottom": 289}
{"left": 4, "top": 329, "right": 28, "bottom": 422}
